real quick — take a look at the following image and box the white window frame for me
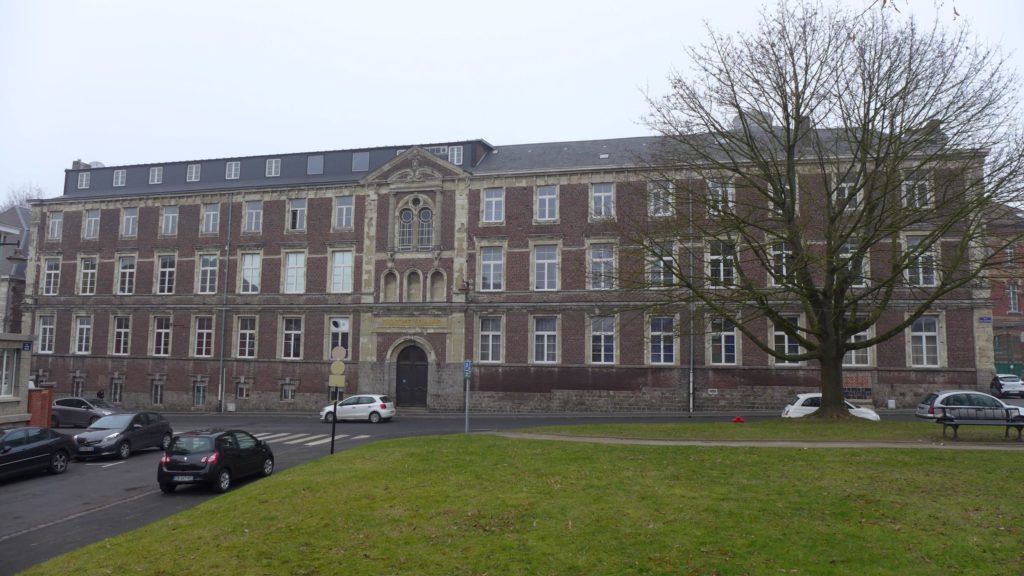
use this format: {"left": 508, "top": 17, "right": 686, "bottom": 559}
{"left": 334, "top": 196, "right": 354, "bottom": 230}
{"left": 240, "top": 252, "right": 261, "bottom": 294}
{"left": 773, "top": 315, "right": 803, "bottom": 366}
{"left": 225, "top": 161, "right": 241, "bottom": 180}
{"left": 193, "top": 316, "right": 214, "bottom": 358}
{"left": 903, "top": 175, "right": 932, "bottom": 209}
{"left": 83, "top": 209, "right": 100, "bottom": 240}
{"left": 648, "top": 180, "right": 675, "bottom": 217}
{"left": 236, "top": 316, "right": 257, "bottom": 359}
{"left": 161, "top": 205, "right": 179, "bottom": 236}
{"left": 908, "top": 314, "right": 942, "bottom": 367}
{"left": 479, "top": 316, "right": 502, "bottom": 363}
{"left": 42, "top": 257, "right": 60, "bottom": 296}
{"left": 589, "top": 316, "right": 616, "bottom": 365}
{"left": 38, "top": 314, "right": 55, "bottom": 354}
{"left": 1010, "top": 282, "right": 1020, "bottom": 313}
{"left": 649, "top": 316, "right": 676, "bottom": 365}
{"left": 535, "top": 185, "right": 558, "bottom": 222}
{"left": 589, "top": 243, "right": 615, "bottom": 290}
{"left": 153, "top": 316, "right": 172, "bottom": 356}
{"left": 78, "top": 256, "right": 97, "bottom": 295}
{"left": 283, "top": 251, "right": 306, "bottom": 294}
{"left": 532, "top": 316, "right": 558, "bottom": 364}
{"left": 482, "top": 188, "right": 504, "bottom": 224}
{"left": 532, "top": 244, "right": 559, "bottom": 291}
{"left": 648, "top": 242, "right": 675, "bottom": 288}
{"left": 288, "top": 198, "right": 307, "bottom": 231}
{"left": 770, "top": 240, "right": 791, "bottom": 286}
{"left": 327, "top": 317, "right": 351, "bottom": 360}
{"left": 836, "top": 177, "right": 861, "bottom": 211}
{"left": 117, "top": 255, "right": 136, "bottom": 295}
{"left": 266, "top": 158, "right": 281, "bottom": 177}
{"left": 843, "top": 324, "right": 872, "bottom": 367}
{"left": 47, "top": 212, "right": 63, "bottom": 241}
{"left": 448, "top": 145, "right": 463, "bottom": 166}
{"left": 243, "top": 200, "right": 262, "bottom": 234}
{"left": 329, "top": 250, "right": 354, "bottom": 293}
{"left": 186, "top": 163, "right": 201, "bottom": 182}
{"left": 112, "top": 169, "right": 126, "bottom": 187}
{"left": 840, "top": 238, "right": 868, "bottom": 288}
{"left": 121, "top": 207, "right": 138, "bottom": 238}
{"left": 707, "top": 178, "right": 735, "bottom": 214}
{"left": 590, "top": 182, "right": 615, "bottom": 220}
{"left": 77, "top": 172, "right": 90, "bottom": 189}
{"left": 281, "top": 316, "right": 303, "bottom": 360}
{"left": 74, "top": 315, "right": 92, "bottom": 354}
{"left": 479, "top": 245, "right": 504, "bottom": 292}
{"left": 112, "top": 316, "right": 131, "bottom": 356}
{"left": 709, "top": 317, "right": 737, "bottom": 365}
{"left": 904, "top": 233, "right": 938, "bottom": 287}
{"left": 197, "top": 253, "right": 218, "bottom": 294}
{"left": 149, "top": 166, "right": 163, "bottom": 185}
{"left": 201, "top": 203, "right": 220, "bottom": 235}
{"left": 156, "top": 254, "right": 176, "bottom": 295}
{"left": 707, "top": 240, "right": 735, "bottom": 286}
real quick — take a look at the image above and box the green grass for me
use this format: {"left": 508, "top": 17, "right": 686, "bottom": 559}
{"left": 525, "top": 418, "right": 1024, "bottom": 443}
{"left": 20, "top": 431, "right": 1024, "bottom": 576}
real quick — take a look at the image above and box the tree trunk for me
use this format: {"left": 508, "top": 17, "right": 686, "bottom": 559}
{"left": 816, "top": 338, "right": 851, "bottom": 418}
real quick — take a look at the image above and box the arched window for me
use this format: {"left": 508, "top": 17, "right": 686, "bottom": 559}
{"left": 418, "top": 208, "right": 433, "bottom": 249}
{"left": 398, "top": 209, "right": 414, "bottom": 250}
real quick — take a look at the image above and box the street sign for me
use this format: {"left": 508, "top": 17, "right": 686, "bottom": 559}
{"left": 329, "top": 374, "right": 346, "bottom": 388}
{"left": 21, "top": 341, "right": 32, "bottom": 352}
{"left": 463, "top": 359, "right": 471, "bottom": 378}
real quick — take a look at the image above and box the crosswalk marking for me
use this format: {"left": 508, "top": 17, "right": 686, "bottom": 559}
{"left": 304, "top": 436, "right": 341, "bottom": 446}
{"left": 252, "top": 431, "right": 370, "bottom": 447}
{"left": 284, "top": 434, "right": 327, "bottom": 445}
{"left": 254, "top": 432, "right": 292, "bottom": 441}
{"left": 352, "top": 435, "right": 370, "bottom": 440}
{"left": 266, "top": 433, "right": 312, "bottom": 443}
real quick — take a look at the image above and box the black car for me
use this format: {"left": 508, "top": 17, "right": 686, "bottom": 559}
{"left": 74, "top": 412, "right": 173, "bottom": 459}
{"left": 158, "top": 429, "right": 274, "bottom": 494}
{"left": 0, "top": 427, "right": 76, "bottom": 480}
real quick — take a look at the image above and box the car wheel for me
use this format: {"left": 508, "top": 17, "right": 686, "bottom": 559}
{"left": 51, "top": 415, "right": 60, "bottom": 428}
{"left": 48, "top": 450, "right": 70, "bottom": 474}
{"left": 369, "top": 411, "right": 382, "bottom": 424}
{"left": 117, "top": 440, "right": 131, "bottom": 460}
{"left": 260, "top": 457, "right": 274, "bottom": 477}
{"left": 324, "top": 412, "right": 335, "bottom": 423}
{"left": 212, "top": 469, "right": 232, "bottom": 493}
{"left": 160, "top": 432, "right": 172, "bottom": 451}
{"left": 159, "top": 482, "right": 177, "bottom": 494}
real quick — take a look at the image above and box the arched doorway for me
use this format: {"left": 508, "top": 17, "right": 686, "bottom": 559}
{"left": 396, "top": 345, "right": 428, "bottom": 407}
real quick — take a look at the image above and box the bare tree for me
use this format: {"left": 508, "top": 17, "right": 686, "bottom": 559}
{"left": 1, "top": 184, "right": 48, "bottom": 212}
{"left": 625, "top": 1, "right": 1024, "bottom": 416}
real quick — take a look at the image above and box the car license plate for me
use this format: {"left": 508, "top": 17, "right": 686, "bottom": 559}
{"left": 78, "top": 446, "right": 95, "bottom": 452}
{"left": 173, "top": 475, "right": 194, "bottom": 482}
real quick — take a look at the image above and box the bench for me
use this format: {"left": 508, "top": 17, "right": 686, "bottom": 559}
{"left": 935, "top": 406, "right": 1024, "bottom": 440}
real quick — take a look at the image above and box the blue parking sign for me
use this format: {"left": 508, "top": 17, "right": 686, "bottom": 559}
{"left": 463, "top": 360, "right": 471, "bottom": 377}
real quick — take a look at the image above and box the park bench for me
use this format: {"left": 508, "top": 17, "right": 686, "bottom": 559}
{"left": 935, "top": 406, "right": 1024, "bottom": 440}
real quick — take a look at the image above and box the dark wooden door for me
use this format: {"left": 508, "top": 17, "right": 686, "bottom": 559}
{"left": 396, "top": 345, "right": 428, "bottom": 406}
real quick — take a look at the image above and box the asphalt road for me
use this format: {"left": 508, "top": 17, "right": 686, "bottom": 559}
{"left": 1, "top": 410, "right": 707, "bottom": 575}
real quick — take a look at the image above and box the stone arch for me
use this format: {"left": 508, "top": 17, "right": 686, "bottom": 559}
{"left": 405, "top": 269, "right": 423, "bottom": 302}
{"left": 428, "top": 269, "right": 446, "bottom": 301}
{"left": 382, "top": 270, "right": 399, "bottom": 302}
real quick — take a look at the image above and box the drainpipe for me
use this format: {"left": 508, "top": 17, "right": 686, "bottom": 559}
{"left": 217, "top": 195, "right": 235, "bottom": 412}
{"left": 688, "top": 181, "right": 695, "bottom": 417}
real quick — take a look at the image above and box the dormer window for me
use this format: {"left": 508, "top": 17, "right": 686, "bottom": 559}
{"left": 266, "top": 158, "right": 281, "bottom": 177}
{"left": 149, "top": 167, "right": 163, "bottom": 185}
{"left": 77, "top": 172, "right": 90, "bottom": 189}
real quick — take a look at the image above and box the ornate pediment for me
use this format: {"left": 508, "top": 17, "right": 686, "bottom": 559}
{"left": 364, "top": 147, "right": 465, "bottom": 184}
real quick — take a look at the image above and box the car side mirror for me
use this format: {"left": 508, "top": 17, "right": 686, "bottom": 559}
{"left": 132, "top": 423, "right": 142, "bottom": 430}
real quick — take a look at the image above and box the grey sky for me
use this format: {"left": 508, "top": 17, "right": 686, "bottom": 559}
{"left": 0, "top": 0, "right": 1020, "bottom": 204}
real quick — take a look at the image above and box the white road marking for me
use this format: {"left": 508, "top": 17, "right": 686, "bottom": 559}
{"left": 265, "top": 433, "right": 311, "bottom": 443}
{"left": 304, "top": 435, "right": 345, "bottom": 446}
{"left": 284, "top": 434, "right": 325, "bottom": 445}
{"left": 351, "top": 435, "right": 370, "bottom": 440}
{"left": 253, "top": 433, "right": 292, "bottom": 441}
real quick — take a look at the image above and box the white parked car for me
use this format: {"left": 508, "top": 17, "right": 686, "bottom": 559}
{"left": 915, "top": 390, "right": 1023, "bottom": 419}
{"left": 320, "top": 394, "right": 396, "bottom": 424}
{"left": 782, "top": 393, "right": 881, "bottom": 421}
{"left": 990, "top": 374, "right": 1024, "bottom": 399}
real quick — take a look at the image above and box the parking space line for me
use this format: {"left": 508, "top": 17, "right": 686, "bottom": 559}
{"left": 283, "top": 434, "right": 325, "bottom": 445}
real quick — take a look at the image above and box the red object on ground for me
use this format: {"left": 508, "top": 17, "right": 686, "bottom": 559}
{"left": 732, "top": 416, "right": 745, "bottom": 423}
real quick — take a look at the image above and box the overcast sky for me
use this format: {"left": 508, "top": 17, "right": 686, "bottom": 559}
{"left": 0, "top": 0, "right": 1020, "bottom": 204}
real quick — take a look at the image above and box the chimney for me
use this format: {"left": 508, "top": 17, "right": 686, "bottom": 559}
{"left": 71, "top": 159, "right": 90, "bottom": 170}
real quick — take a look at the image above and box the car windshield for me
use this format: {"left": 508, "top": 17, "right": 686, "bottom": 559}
{"left": 90, "top": 398, "right": 115, "bottom": 410}
{"left": 170, "top": 436, "right": 214, "bottom": 454}
{"left": 1000, "top": 376, "right": 1021, "bottom": 383}
{"left": 88, "top": 414, "right": 134, "bottom": 430}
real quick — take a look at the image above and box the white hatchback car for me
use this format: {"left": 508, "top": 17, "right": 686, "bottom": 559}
{"left": 320, "top": 394, "right": 396, "bottom": 424}
{"left": 990, "top": 374, "right": 1024, "bottom": 399}
{"left": 782, "top": 393, "right": 881, "bottom": 421}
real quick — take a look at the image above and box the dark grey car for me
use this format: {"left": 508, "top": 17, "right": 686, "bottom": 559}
{"left": 74, "top": 412, "right": 173, "bottom": 460}
{"left": 51, "top": 397, "right": 117, "bottom": 428}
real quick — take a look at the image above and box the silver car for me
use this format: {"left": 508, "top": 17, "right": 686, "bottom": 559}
{"left": 915, "top": 390, "right": 1023, "bottom": 419}
{"left": 320, "top": 394, "right": 396, "bottom": 423}
{"left": 51, "top": 397, "right": 117, "bottom": 428}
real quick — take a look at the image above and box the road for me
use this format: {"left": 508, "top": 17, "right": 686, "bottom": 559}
{"left": 0, "top": 411, "right": 699, "bottom": 575}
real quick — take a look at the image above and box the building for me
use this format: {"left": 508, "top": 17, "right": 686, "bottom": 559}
{"left": 24, "top": 137, "right": 993, "bottom": 413}
{"left": 0, "top": 205, "right": 34, "bottom": 428}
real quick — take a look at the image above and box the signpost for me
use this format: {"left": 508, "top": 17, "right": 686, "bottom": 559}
{"left": 463, "top": 359, "right": 471, "bottom": 433}
{"left": 328, "top": 346, "right": 347, "bottom": 454}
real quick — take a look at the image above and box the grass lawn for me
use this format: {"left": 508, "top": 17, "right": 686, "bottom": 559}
{"left": 20, "top": 429, "right": 1024, "bottom": 576}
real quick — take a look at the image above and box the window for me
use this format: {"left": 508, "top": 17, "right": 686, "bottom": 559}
{"left": 112, "top": 169, "right": 126, "bottom": 187}
{"left": 0, "top": 350, "right": 15, "bottom": 397}
{"left": 149, "top": 166, "right": 163, "bottom": 184}
{"left": 42, "top": 258, "right": 60, "bottom": 295}
{"left": 83, "top": 209, "right": 100, "bottom": 240}
{"left": 161, "top": 205, "right": 178, "bottom": 236}
{"left": 398, "top": 209, "right": 413, "bottom": 249}
{"left": 225, "top": 161, "right": 240, "bottom": 180}
{"left": 72, "top": 374, "right": 84, "bottom": 397}
{"left": 117, "top": 256, "right": 136, "bottom": 294}
{"left": 417, "top": 208, "right": 433, "bottom": 248}
{"left": 910, "top": 315, "right": 939, "bottom": 366}
{"left": 77, "top": 172, "right": 90, "bottom": 189}
{"left": 307, "top": 155, "right": 324, "bottom": 175}
{"left": 38, "top": 315, "right": 55, "bottom": 354}
{"left": 770, "top": 241, "right": 792, "bottom": 286}
{"left": 187, "top": 163, "right": 201, "bottom": 182}
{"left": 194, "top": 316, "right": 214, "bottom": 357}
{"left": 237, "top": 316, "right": 257, "bottom": 358}
{"left": 193, "top": 378, "right": 208, "bottom": 406}
{"left": 330, "top": 250, "right": 354, "bottom": 293}
{"left": 448, "top": 146, "right": 463, "bottom": 166}
{"left": 240, "top": 253, "right": 261, "bottom": 294}
{"left": 480, "top": 246, "right": 504, "bottom": 291}
{"left": 284, "top": 252, "right": 306, "bottom": 294}
{"left": 708, "top": 179, "right": 735, "bottom": 214}
{"left": 906, "top": 234, "right": 937, "bottom": 287}
{"left": 590, "top": 316, "right": 615, "bottom": 364}
{"left": 157, "top": 255, "right": 176, "bottom": 294}
{"left": 533, "top": 245, "right": 558, "bottom": 291}
{"left": 121, "top": 207, "right": 138, "bottom": 238}
{"left": 844, "top": 323, "right": 871, "bottom": 366}
{"left": 288, "top": 198, "right": 307, "bottom": 231}
{"left": 535, "top": 185, "right": 558, "bottom": 222}
{"left": 650, "top": 316, "right": 675, "bottom": 364}
{"left": 774, "top": 316, "right": 802, "bottom": 365}
{"left": 201, "top": 203, "right": 220, "bottom": 234}
{"left": 533, "top": 316, "right": 557, "bottom": 363}
{"left": 198, "top": 254, "right": 218, "bottom": 294}
{"left": 648, "top": 181, "right": 674, "bottom": 217}
{"left": 483, "top": 188, "right": 504, "bottom": 223}
{"left": 109, "top": 376, "right": 123, "bottom": 404}
{"left": 1010, "top": 283, "right": 1020, "bottom": 313}
{"left": 153, "top": 316, "right": 171, "bottom": 356}
{"left": 280, "top": 381, "right": 297, "bottom": 402}
{"left": 590, "top": 183, "right": 615, "bottom": 219}
{"left": 1007, "top": 245, "right": 1016, "bottom": 264}
{"left": 328, "top": 317, "right": 350, "bottom": 359}
{"left": 836, "top": 176, "right": 860, "bottom": 211}
{"left": 282, "top": 317, "right": 303, "bottom": 359}
{"left": 590, "top": 244, "right": 615, "bottom": 290}
{"left": 708, "top": 240, "right": 735, "bottom": 286}
{"left": 710, "top": 317, "right": 736, "bottom": 365}
{"left": 152, "top": 378, "right": 165, "bottom": 405}
{"left": 903, "top": 176, "right": 931, "bottom": 208}
{"left": 266, "top": 158, "right": 281, "bottom": 177}
{"left": 840, "top": 238, "right": 867, "bottom": 287}
{"left": 648, "top": 242, "right": 675, "bottom": 287}
{"left": 243, "top": 200, "right": 263, "bottom": 233}
{"left": 236, "top": 377, "right": 252, "bottom": 399}
{"left": 113, "top": 316, "right": 131, "bottom": 355}
{"left": 75, "top": 316, "right": 92, "bottom": 354}
{"left": 47, "top": 212, "right": 63, "bottom": 241}
{"left": 78, "top": 257, "right": 97, "bottom": 295}
{"left": 334, "top": 196, "right": 354, "bottom": 229}
{"left": 480, "top": 317, "right": 502, "bottom": 362}
{"left": 351, "top": 151, "right": 369, "bottom": 172}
